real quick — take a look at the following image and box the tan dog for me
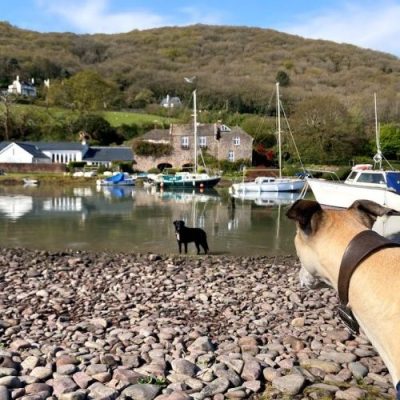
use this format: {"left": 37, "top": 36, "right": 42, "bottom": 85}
{"left": 286, "top": 199, "right": 400, "bottom": 398}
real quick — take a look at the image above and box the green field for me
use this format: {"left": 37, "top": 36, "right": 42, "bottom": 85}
{"left": 7, "top": 103, "right": 177, "bottom": 128}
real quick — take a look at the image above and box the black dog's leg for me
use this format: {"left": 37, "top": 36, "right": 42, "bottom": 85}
{"left": 178, "top": 241, "right": 182, "bottom": 254}
{"left": 184, "top": 242, "right": 188, "bottom": 254}
{"left": 195, "top": 242, "right": 200, "bottom": 255}
{"left": 202, "top": 240, "right": 209, "bottom": 254}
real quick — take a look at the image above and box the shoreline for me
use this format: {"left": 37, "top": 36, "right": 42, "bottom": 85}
{"left": 0, "top": 248, "right": 395, "bottom": 399}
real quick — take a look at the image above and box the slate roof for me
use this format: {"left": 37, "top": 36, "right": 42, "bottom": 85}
{"left": 0, "top": 142, "right": 50, "bottom": 160}
{"left": 83, "top": 147, "right": 133, "bottom": 162}
{"left": 0, "top": 141, "right": 133, "bottom": 162}
{"left": 141, "top": 129, "right": 170, "bottom": 141}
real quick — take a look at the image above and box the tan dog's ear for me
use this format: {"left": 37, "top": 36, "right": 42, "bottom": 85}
{"left": 286, "top": 199, "right": 322, "bottom": 234}
{"left": 349, "top": 200, "right": 399, "bottom": 228}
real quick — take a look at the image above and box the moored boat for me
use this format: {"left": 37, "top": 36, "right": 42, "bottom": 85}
{"left": 23, "top": 178, "right": 39, "bottom": 185}
{"left": 307, "top": 164, "right": 400, "bottom": 211}
{"left": 306, "top": 94, "right": 400, "bottom": 212}
{"left": 230, "top": 82, "right": 305, "bottom": 194}
{"left": 96, "top": 172, "right": 135, "bottom": 186}
{"left": 155, "top": 171, "right": 221, "bottom": 189}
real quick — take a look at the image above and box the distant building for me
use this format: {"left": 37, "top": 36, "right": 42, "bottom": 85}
{"left": 134, "top": 123, "right": 253, "bottom": 171}
{"left": 7, "top": 76, "right": 37, "bottom": 97}
{"left": 160, "top": 95, "right": 182, "bottom": 108}
{"left": 0, "top": 141, "right": 134, "bottom": 167}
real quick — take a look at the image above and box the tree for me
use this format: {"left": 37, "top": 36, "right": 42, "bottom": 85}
{"left": 0, "top": 93, "right": 16, "bottom": 140}
{"left": 380, "top": 123, "right": 400, "bottom": 160}
{"left": 72, "top": 114, "right": 122, "bottom": 145}
{"left": 276, "top": 70, "right": 290, "bottom": 87}
{"left": 292, "top": 95, "right": 366, "bottom": 164}
{"left": 48, "top": 70, "right": 118, "bottom": 113}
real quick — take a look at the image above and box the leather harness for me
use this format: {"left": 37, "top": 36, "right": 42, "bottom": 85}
{"left": 337, "top": 229, "right": 400, "bottom": 334}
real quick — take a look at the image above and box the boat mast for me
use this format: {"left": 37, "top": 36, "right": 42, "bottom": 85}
{"left": 276, "top": 82, "right": 282, "bottom": 178}
{"left": 374, "top": 93, "right": 382, "bottom": 169}
{"left": 193, "top": 89, "right": 198, "bottom": 174}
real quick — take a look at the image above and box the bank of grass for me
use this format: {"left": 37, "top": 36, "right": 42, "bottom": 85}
{"left": 9, "top": 103, "right": 176, "bottom": 128}
{"left": 0, "top": 172, "right": 97, "bottom": 186}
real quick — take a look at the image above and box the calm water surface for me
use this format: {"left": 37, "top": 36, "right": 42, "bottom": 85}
{"left": 0, "top": 184, "right": 301, "bottom": 256}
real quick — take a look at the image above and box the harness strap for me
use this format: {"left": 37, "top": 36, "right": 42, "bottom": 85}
{"left": 338, "top": 230, "right": 400, "bottom": 305}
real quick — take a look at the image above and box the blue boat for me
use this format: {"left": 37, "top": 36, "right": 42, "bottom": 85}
{"left": 96, "top": 172, "right": 136, "bottom": 186}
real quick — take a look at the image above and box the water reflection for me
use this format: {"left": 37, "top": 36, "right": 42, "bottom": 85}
{"left": 230, "top": 191, "right": 300, "bottom": 207}
{"left": 98, "top": 186, "right": 135, "bottom": 199}
{"left": 0, "top": 195, "right": 33, "bottom": 220}
{"left": 1, "top": 185, "right": 400, "bottom": 255}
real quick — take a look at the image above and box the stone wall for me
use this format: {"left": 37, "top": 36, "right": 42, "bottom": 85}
{"left": 0, "top": 163, "right": 67, "bottom": 173}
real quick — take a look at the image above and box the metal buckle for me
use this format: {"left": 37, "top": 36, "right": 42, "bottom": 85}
{"left": 337, "top": 305, "right": 359, "bottom": 335}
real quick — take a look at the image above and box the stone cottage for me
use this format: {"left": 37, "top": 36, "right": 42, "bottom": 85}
{"left": 134, "top": 123, "right": 253, "bottom": 171}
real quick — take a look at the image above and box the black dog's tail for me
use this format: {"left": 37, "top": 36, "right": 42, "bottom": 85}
{"left": 203, "top": 239, "right": 209, "bottom": 254}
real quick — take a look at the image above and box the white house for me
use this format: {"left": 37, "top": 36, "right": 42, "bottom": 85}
{"left": 160, "top": 95, "right": 182, "bottom": 108}
{"left": 0, "top": 141, "right": 134, "bottom": 167}
{"left": 0, "top": 143, "right": 50, "bottom": 163}
{"left": 8, "top": 76, "right": 37, "bottom": 97}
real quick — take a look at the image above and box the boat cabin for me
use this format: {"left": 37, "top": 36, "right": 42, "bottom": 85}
{"left": 254, "top": 177, "right": 276, "bottom": 184}
{"left": 345, "top": 164, "right": 400, "bottom": 193}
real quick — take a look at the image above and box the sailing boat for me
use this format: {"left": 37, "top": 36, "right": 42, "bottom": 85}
{"left": 156, "top": 89, "right": 221, "bottom": 189}
{"left": 230, "top": 82, "right": 306, "bottom": 193}
{"left": 307, "top": 93, "right": 400, "bottom": 211}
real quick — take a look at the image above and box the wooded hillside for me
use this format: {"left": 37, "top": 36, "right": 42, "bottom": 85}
{"left": 2, "top": 22, "right": 400, "bottom": 165}
{"left": 1, "top": 21, "right": 400, "bottom": 116}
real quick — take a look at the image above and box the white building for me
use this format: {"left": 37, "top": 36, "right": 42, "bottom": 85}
{"left": 0, "top": 141, "right": 134, "bottom": 167}
{"left": 8, "top": 76, "right": 37, "bottom": 97}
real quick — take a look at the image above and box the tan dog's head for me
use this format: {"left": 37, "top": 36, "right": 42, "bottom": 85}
{"left": 286, "top": 199, "right": 396, "bottom": 289}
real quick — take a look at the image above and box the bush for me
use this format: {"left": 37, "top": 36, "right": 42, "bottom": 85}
{"left": 133, "top": 140, "right": 173, "bottom": 157}
{"left": 115, "top": 162, "right": 133, "bottom": 173}
{"left": 147, "top": 167, "right": 161, "bottom": 173}
{"left": 68, "top": 161, "right": 87, "bottom": 172}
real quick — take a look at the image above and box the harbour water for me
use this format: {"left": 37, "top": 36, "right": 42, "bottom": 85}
{"left": 0, "top": 185, "right": 300, "bottom": 256}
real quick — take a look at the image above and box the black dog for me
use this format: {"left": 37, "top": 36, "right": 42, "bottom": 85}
{"left": 173, "top": 220, "right": 209, "bottom": 254}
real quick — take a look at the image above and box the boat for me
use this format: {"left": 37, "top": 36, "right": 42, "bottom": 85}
{"left": 23, "top": 178, "right": 39, "bottom": 185}
{"left": 157, "top": 171, "right": 221, "bottom": 189}
{"left": 96, "top": 172, "right": 135, "bottom": 186}
{"left": 306, "top": 94, "right": 400, "bottom": 212}
{"left": 155, "top": 85, "right": 221, "bottom": 189}
{"left": 230, "top": 82, "right": 305, "bottom": 193}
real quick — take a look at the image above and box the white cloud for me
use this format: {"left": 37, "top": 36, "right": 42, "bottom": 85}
{"left": 37, "top": 0, "right": 167, "bottom": 33}
{"left": 282, "top": 1, "right": 400, "bottom": 56}
{"left": 36, "top": 0, "right": 224, "bottom": 33}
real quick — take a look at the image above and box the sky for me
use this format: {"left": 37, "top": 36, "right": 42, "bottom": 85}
{"left": 2, "top": 0, "right": 400, "bottom": 57}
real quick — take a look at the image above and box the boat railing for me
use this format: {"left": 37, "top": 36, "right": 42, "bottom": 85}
{"left": 305, "top": 169, "right": 341, "bottom": 181}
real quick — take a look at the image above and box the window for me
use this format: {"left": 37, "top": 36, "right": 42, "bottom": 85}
{"left": 199, "top": 136, "right": 207, "bottom": 148}
{"left": 228, "top": 150, "right": 234, "bottom": 162}
{"left": 233, "top": 137, "right": 240, "bottom": 146}
{"left": 357, "top": 173, "right": 385, "bottom": 184}
{"left": 181, "top": 136, "right": 189, "bottom": 148}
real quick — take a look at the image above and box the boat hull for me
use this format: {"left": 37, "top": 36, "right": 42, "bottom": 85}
{"left": 307, "top": 178, "right": 400, "bottom": 212}
{"left": 232, "top": 178, "right": 305, "bottom": 193}
{"left": 159, "top": 176, "right": 221, "bottom": 189}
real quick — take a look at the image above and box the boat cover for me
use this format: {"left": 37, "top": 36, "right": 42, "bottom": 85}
{"left": 106, "top": 173, "right": 125, "bottom": 183}
{"left": 386, "top": 172, "right": 400, "bottom": 194}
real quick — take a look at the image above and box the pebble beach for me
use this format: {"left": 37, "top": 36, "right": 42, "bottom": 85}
{"left": 0, "top": 248, "right": 395, "bottom": 400}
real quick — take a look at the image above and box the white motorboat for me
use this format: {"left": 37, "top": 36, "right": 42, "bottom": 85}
{"left": 307, "top": 164, "right": 400, "bottom": 211}
{"left": 230, "top": 82, "right": 305, "bottom": 194}
{"left": 307, "top": 94, "right": 400, "bottom": 212}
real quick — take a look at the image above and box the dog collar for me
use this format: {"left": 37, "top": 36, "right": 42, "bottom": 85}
{"left": 337, "top": 230, "right": 400, "bottom": 334}
{"left": 338, "top": 230, "right": 400, "bottom": 305}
